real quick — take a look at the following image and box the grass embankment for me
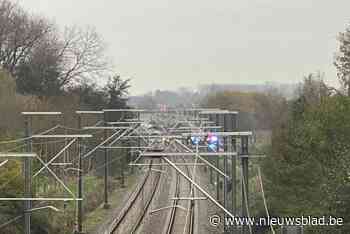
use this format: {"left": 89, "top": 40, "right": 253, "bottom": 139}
{"left": 83, "top": 172, "right": 140, "bottom": 233}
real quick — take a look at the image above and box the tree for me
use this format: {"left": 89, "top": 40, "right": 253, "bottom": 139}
{"left": 262, "top": 77, "right": 350, "bottom": 233}
{"left": 0, "top": 0, "right": 53, "bottom": 74}
{"left": 15, "top": 36, "right": 62, "bottom": 98}
{"left": 253, "top": 88, "right": 287, "bottom": 129}
{"left": 201, "top": 91, "right": 259, "bottom": 130}
{"left": 56, "top": 26, "right": 110, "bottom": 87}
{"left": 68, "top": 82, "right": 107, "bottom": 110}
{"left": 334, "top": 25, "right": 350, "bottom": 96}
{"left": 0, "top": 1, "right": 110, "bottom": 98}
{"left": 15, "top": 25, "right": 110, "bottom": 98}
{"left": 0, "top": 160, "right": 24, "bottom": 234}
{"left": 202, "top": 91, "right": 257, "bottom": 112}
{"left": 105, "top": 75, "right": 131, "bottom": 109}
{"left": 0, "top": 70, "right": 25, "bottom": 135}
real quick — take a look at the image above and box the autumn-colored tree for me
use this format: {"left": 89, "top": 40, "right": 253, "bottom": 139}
{"left": 334, "top": 24, "right": 350, "bottom": 96}
{"left": 262, "top": 77, "right": 350, "bottom": 233}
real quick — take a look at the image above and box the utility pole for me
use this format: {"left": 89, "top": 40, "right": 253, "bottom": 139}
{"left": 103, "top": 109, "right": 144, "bottom": 187}
{"left": 210, "top": 156, "right": 213, "bottom": 185}
{"left": 223, "top": 136, "right": 228, "bottom": 234}
{"left": 75, "top": 110, "right": 103, "bottom": 234}
{"left": 24, "top": 116, "right": 32, "bottom": 234}
{"left": 132, "top": 111, "right": 141, "bottom": 174}
{"left": 120, "top": 111, "right": 125, "bottom": 188}
{"left": 215, "top": 113, "right": 220, "bottom": 202}
{"left": 230, "top": 112, "right": 238, "bottom": 234}
{"left": 103, "top": 112, "right": 110, "bottom": 209}
{"left": 241, "top": 135, "right": 249, "bottom": 234}
{"left": 201, "top": 110, "right": 231, "bottom": 193}
{"left": 223, "top": 112, "right": 237, "bottom": 234}
{"left": 77, "top": 114, "right": 83, "bottom": 234}
{"left": 22, "top": 112, "right": 62, "bottom": 234}
{"left": 120, "top": 144, "right": 125, "bottom": 188}
{"left": 209, "top": 113, "right": 215, "bottom": 185}
{"left": 216, "top": 138, "right": 220, "bottom": 201}
{"left": 217, "top": 113, "right": 227, "bottom": 233}
{"left": 231, "top": 136, "right": 237, "bottom": 234}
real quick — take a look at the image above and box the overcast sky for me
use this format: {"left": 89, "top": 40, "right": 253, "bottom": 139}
{"left": 17, "top": 0, "right": 350, "bottom": 95}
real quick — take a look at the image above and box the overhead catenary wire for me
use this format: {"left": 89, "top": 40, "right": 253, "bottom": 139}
{"left": 171, "top": 142, "right": 196, "bottom": 234}
{"left": 0, "top": 123, "right": 104, "bottom": 146}
{"left": 57, "top": 120, "right": 103, "bottom": 132}
{"left": 0, "top": 110, "right": 266, "bottom": 234}
{"left": 0, "top": 125, "right": 60, "bottom": 145}
{"left": 83, "top": 153, "right": 126, "bottom": 177}
{"left": 180, "top": 117, "right": 208, "bottom": 234}
{"left": 241, "top": 166, "right": 253, "bottom": 234}
{"left": 0, "top": 200, "right": 55, "bottom": 229}
{"left": 32, "top": 139, "right": 72, "bottom": 145}
{"left": 0, "top": 214, "right": 23, "bottom": 229}
{"left": 257, "top": 166, "right": 275, "bottom": 234}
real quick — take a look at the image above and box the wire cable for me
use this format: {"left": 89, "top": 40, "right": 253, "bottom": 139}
{"left": 241, "top": 167, "right": 253, "bottom": 234}
{"left": 257, "top": 166, "right": 275, "bottom": 234}
{"left": 0, "top": 125, "right": 60, "bottom": 145}
{"left": 56, "top": 119, "right": 103, "bottom": 132}
{"left": 0, "top": 214, "right": 23, "bottom": 229}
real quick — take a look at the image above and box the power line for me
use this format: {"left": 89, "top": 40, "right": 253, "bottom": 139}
{"left": 257, "top": 166, "right": 275, "bottom": 234}
{"left": 0, "top": 125, "right": 60, "bottom": 145}
{"left": 241, "top": 167, "right": 253, "bottom": 234}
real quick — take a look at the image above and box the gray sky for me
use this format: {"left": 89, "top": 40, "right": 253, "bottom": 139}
{"left": 18, "top": 0, "right": 350, "bottom": 95}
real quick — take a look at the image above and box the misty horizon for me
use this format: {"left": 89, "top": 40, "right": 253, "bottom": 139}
{"left": 17, "top": 0, "right": 347, "bottom": 95}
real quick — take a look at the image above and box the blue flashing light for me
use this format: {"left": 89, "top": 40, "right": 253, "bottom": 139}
{"left": 206, "top": 132, "right": 219, "bottom": 151}
{"left": 208, "top": 143, "right": 217, "bottom": 152}
{"left": 190, "top": 136, "right": 201, "bottom": 145}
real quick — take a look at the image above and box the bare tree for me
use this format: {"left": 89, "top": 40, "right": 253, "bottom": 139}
{"left": 15, "top": 30, "right": 62, "bottom": 97}
{"left": 56, "top": 26, "right": 110, "bottom": 87}
{"left": 0, "top": 0, "right": 110, "bottom": 98}
{"left": 0, "top": 0, "right": 53, "bottom": 74}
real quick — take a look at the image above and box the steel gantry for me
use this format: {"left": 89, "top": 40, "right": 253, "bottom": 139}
{"left": 0, "top": 107, "right": 266, "bottom": 234}
{"left": 75, "top": 109, "right": 145, "bottom": 233}
{"left": 0, "top": 112, "right": 93, "bottom": 234}
{"left": 121, "top": 107, "right": 254, "bottom": 234}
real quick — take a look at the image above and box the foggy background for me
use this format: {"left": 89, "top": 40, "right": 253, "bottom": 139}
{"left": 17, "top": 0, "right": 349, "bottom": 95}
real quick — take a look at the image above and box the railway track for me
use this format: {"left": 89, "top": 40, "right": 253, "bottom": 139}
{"left": 108, "top": 141, "right": 196, "bottom": 234}
{"left": 108, "top": 159, "right": 161, "bottom": 234}
{"left": 179, "top": 155, "right": 195, "bottom": 234}
{"left": 164, "top": 145, "right": 195, "bottom": 234}
{"left": 182, "top": 155, "right": 195, "bottom": 234}
{"left": 164, "top": 171, "right": 180, "bottom": 234}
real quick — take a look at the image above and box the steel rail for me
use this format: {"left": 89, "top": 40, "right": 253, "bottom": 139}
{"left": 164, "top": 147, "right": 194, "bottom": 234}
{"left": 129, "top": 161, "right": 162, "bottom": 234}
{"left": 110, "top": 159, "right": 162, "bottom": 234}
{"left": 109, "top": 162, "right": 153, "bottom": 233}
{"left": 165, "top": 165, "right": 180, "bottom": 234}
